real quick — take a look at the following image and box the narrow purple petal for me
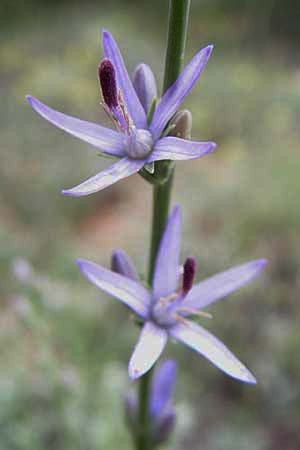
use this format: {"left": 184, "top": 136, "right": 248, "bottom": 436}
{"left": 62, "top": 157, "right": 144, "bottom": 197}
{"left": 111, "top": 249, "right": 140, "bottom": 281}
{"left": 170, "top": 321, "right": 256, "bottom": 384}
{"left": 77, "top": 259, "right": 150, "bottom": 318}
{"left": 149, "top": 45, "right": 213, "bottom": 140}
{"left": 147, "top": 137, "right": 216, "bottom": 163}
{"left": 102, "top": 30, "right": 147, "bottom": 129}
{"left": 184, "top": 259, "right": 267, "bottom": 311}
{"left": 150, "top": 360, "right": 176, "bottom": 417}
{"left": 26, "top": 96, "right": 124, "bottom": 157}
{"left": 132, "top": 63, "right": 157, "bottom": 113}
{"left": 128, "top": 321, "right": 168, "bottom": 380}
{"left": 153, "top": 205, "right": 181, "bottom": 300}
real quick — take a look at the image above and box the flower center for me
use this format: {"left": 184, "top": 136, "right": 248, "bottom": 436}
{"left": 150, "top": 257, "right": 198, "bottom": 329}
{"left": 150, "top": 293, "right": 179, "bottom": 328}
{"left": 125, "top": 127, "right": 153, "bottom": 160}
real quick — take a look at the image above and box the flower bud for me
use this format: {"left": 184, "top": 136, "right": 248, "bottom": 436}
{"left": 132, "top": 63, "right": 157, "bottom": 113}
{"left": 111, "top": 250, "right": 139, "bottom": 281}
{"left": 170, "top": 109, "right": 192, "bottom": 139}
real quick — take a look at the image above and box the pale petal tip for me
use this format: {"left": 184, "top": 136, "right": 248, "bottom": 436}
{"left": 76, "top": 259, "right": 93, "bottom": 277}
{"left": 61, "top": 189, "right": 73, "bottom": 196}
{"left": 196, "top": 44, "right": 214, "bottom": 62}
{"left": 208, "top": 142, "right": 217, "bottom": 152}
{"left": 228, "top": 364, "right": 257, "bottom": 385}
{"left": 253, "top": 258, "right": 268, "bottom": 272}
{"left": 76, "top": 258, "right": 86, "bottom": 270}
{"left": 26, "top": 95, "right": 36, "bottom": 108}
{"left": 241, "top": 370, "right": 257, "bottom": 385}
{"left": 205, "top": 44, "right": 214, "bottom": 57}
{"left": 257, "top": 258, "right": 268, "bottom": 267}
{"left": 102, "top": 29, "right": 112, "bottom": 43}
{"left": 128, "top": 365, "right": 143, "bottom": 381}
{"left": 26, "top": 95, "right": 44, "bottom": 114}
{"left": 61, "top": 188, "right": 84, "bottom": 197}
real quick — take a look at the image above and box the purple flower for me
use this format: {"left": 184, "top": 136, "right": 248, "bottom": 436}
{"left": 77, "top": 206, "right": 267, "bottom": 383}
{"left": 125, "top": 359, "right": 176, "bottom": 446}
{"left": 26, "top": 30, "right": 216, "bottom": 196}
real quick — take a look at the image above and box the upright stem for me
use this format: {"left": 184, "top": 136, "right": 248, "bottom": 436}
{"left": 149, "top": 0, "right": 191, "bottom": 283}
{"left": 137, "top": 2, "right": 191, "bottom": 450}
{"left": 163, "top": 0, "right": 191, "bottom": 93}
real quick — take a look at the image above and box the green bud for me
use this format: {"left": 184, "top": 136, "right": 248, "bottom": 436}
{"left": 170, "top": 109, "right": 192, "bottom": 139}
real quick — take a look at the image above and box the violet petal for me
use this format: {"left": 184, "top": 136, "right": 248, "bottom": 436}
{"left": 150, "top": 45, "right": 213, "bottom": 140}
{"left": 77, "top": 259, "right": 150, "bottom": 318}
{"left": 170, "top": 321, "right": 256, "bottom": 384}
{"left": 184, "top": 259, "right": 267, "bottom": 311}
{"left": 102, "top": 30, "right": 147, "bottom": 129}
{"left": 147, "top": 137, "right": 216, "bottom": 162}
{"left": 26, "top": 96, "right": 124, "bottom": 156}
{"left": 150, "top": 359, "right": 176, "bottom": 417}
{"left": 62, "top": 157, "right": 144, "bottom": 197}
{"left": 153, "top": 205, "right": 181, "bottom": 300}
{"left": 128, "top": 321, "right": 168, "bottom": 380}
{"left": 111, "top": 249, "right": 140, "bottom": 281}
{"left": 132, "top": 63, "right": 157, "bottom": 113}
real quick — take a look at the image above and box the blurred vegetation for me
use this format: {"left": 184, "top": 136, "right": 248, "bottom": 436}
{"left": 1, "top": 0, "right": 300, "bottom": 41}
{"left": 1, "top": 1, "right": 300, "bottom": 450}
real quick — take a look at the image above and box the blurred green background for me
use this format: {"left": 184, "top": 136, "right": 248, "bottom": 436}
{"left": 1, "top": 0, "right": 300, "bottom": 449}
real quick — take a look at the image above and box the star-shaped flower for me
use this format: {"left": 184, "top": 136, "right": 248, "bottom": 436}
{"left": 26, "top": 30, "right": 216, "bottom": 196}
{"left": 77, "top": 205, "right": 267, "bottom": 383}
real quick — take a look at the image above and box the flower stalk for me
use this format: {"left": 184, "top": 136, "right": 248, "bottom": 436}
{"left": 138, "top": 1, "right": 191, "bottom": 449}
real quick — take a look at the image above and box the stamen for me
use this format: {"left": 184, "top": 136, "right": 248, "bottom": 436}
{"left": 158, "top": 292, "right": 178, "bottom": 307}
{"left": 118, "top": 90, "right": 132, "bottom": 132}
{"left": 98, "top": 59, "right": 119, "bottom": 109}
{"left": 176, "top": 307, "right": 213, "bottom": 319}
{"left": 172, "top": 313, "right": 191, "bottom": 327}
{"left": 182, "top": 257, "right": 197, "bottom": 295}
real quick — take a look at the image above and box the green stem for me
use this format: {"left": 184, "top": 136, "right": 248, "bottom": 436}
{"left": 163, "top": 0, "right": 191, "bottom": 92}
{"left": 136, "top": 1, "right": 191, "bottom": 450}
{"left": 148, "top": 168, "right": 174, "bottom": 283}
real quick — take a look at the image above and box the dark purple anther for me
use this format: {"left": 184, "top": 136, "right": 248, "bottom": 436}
{"left": 98, "top": 59, "right": 119, "bottom": 109}
{"left": 182, "top": 257, "right": 197, "bottom": 295}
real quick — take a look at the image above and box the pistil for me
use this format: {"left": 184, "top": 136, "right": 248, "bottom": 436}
{"left": 98, "top": 59, "right": 119, "bottom": 109}
{"left": 182, "top": 257, "right": 196, "bottom": 296}
{"left": 98, "top": 59, "right": 129, "bottom": 132}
